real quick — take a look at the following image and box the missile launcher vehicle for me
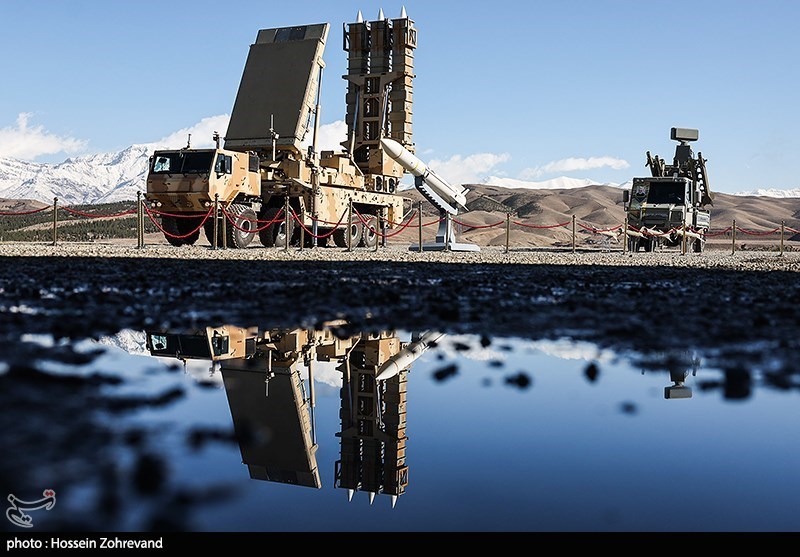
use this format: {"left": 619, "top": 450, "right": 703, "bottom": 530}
{"left": 623, "top": 127, "right": 714, "bottom": 252}
{"left": 145, "top": 10, "right": 418, "bottom": 248}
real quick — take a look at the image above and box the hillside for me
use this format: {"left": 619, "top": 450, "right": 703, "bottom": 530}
{"left": 2, "top": 185, "right": 799, "bottom": 248}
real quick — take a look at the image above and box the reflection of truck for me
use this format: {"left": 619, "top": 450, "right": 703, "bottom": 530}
{"left": 144, "top": 321, "right": 431, "bottom": 505}
{"left": 623, "top": 127, "right": 713, "bottom": 252}
{"left": 146, "top": 13, "right": 418, "bottom": 248}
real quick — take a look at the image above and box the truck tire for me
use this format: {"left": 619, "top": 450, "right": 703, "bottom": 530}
{"left": 227, "top": 204, "right": 257, "bottom": 249}
{"left": 361, "top": 214, "right": 379, "bottom": 248}
{"left": 693, "top": 237, "right": 705, "bottom": 253}
{"left": 175, "top": 215, "right": 203, "bottom": 246}
{"left": 160, "top": 215, "right": 185, "bottom": 247}
{"left": 333, "top": 215, "right": 363, "bottom": 248}
{"left": 258, "top": 207, "right": 294, "bottom": 248}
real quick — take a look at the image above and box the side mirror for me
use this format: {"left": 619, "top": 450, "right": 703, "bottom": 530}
{"left": 622, "top": 190, "right": 629, "bottom": 204}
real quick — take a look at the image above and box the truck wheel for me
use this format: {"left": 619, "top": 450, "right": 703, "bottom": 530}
{"left": 258, "top": 207, "right": 294, "bottom": 247}
{"left": 175, "top": 216, "right": 203, "bottom": 246}
{"left": 693, "top": 238, "right": 705, "bottom": 253}
{"left": 227, "top": 204, "right": 257, "bottom": 249}
{"left": 160, "top": 216, "right": 185, "bottom": 246}
{"left": 333, "top": 215, "right": 363, "bottom": 248}
{"left": 361, "top": 214, "right": 379, "bottom": 248}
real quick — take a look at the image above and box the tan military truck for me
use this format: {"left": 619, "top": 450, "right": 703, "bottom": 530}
{"left": 623, "top": 127, "right": 714, "bottom": 252}
{"left": 146, "top": 14, "right": 418, "bottom": 248}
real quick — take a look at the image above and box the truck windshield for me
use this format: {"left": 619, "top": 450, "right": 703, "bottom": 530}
{"left": 646, "top": 182, "right": 685, "bottom": 204}
{"left": 151, "top": 151, "right": 215, "bottom": 174}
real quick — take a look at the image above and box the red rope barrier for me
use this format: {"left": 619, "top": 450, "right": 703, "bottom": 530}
{"left": 292, "top": 207, "right": 347, "bottom": 239}
{"left": 0, "top": 205, "right": 52, "bottom": 216}
{"left": 144, "top": 206, "right": 213, "bottom": 239}
{"left": 735, "top": 226, "right": 781, "bottom": 236}
{"left": 705, "top": 227, "right": 732, "bottom": 237}
{"left": 61, "top": 206, "right": 137, "bottom": 218}
{"left": 787, "top": 227, "right": 800, "bottom": 234}
{"left": 513, "top": 220, "right": 571, "bottom": 229}
{"left": 577, "top": 222, "right": 623, "bottom": 233}
{"left": 451, "top": 217, "right": 505, "bottom": 229}
{"left": 353, "top": 208, "right": 419, "bottom": 239}
{"left": 220, "top": 206, "right": 284, "bottom": 233}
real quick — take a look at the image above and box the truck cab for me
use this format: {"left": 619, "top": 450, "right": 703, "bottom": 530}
{"left": 624, "top": 128, "right": 712, "bottom": 253}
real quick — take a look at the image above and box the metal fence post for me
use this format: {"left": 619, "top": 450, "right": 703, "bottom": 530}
{"left": 681, "top": 221, "right": 687, "bottom": 256}
{"left": 505, "top": 213, "right": 511, "bottom": 254}
{"left": 623, "top": 216, "right": 628, "bottom": 254}
{"left": 51, "top": 197, "right": 58, "bottom": 246}
{"left": 731, "top": 219, "right": 736, "bottom": 255}
{"left": 780, "top": 221, "right": 785, "bottom": 257}
{"left": 136, "top": 191, "right": 143, "bottom": 249}
{"left": 347, "top": 198, "right": 353, "bottom": 252}
{"left": 571, "top": 215, "right": 576, "bottom": 253}
{"left": 299, "top": 210, "right": 305, "bottom": 252}
{"left": 417, "top": 201, "right": 423, "bottom": 253}
{"left": 374, "top": 213, "right": 380, "bottom": 253}
{"left": 284, "top": 196, "right": 291, "bottom": 251}
{"left": 221, "top": 204, "right": 227, "bottom": 250}
{"left": 213, "top": 194, "right": 219, "bottom": 250}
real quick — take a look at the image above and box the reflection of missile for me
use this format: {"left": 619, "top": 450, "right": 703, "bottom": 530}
{"left": 376, "top": 331, "right": 445, "bottom": 381}
{"left": 380, "top": 138, "right": 468, "bottom": 212}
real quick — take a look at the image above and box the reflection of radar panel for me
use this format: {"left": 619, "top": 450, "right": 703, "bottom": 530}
{"left": 221, "top": 358, "right": 321, "bottom": 487}
{"left": 335, "top": 332, "right": 409, "bottom": 507}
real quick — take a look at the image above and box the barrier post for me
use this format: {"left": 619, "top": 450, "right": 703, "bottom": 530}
{"left": 136, "top": 191, "right": 143, "bottom": 249}
{"left": 299, "top": 210, "right": 305, "bottom": 251}
{"left": 213, "top": 194, "right": 219, "bottom": 250}
{"left": 417, "top": 201, "right": 423, "bottom": 253}
{"left": 51, "top": 197, "right": 58, "bottom": 246}
{"left": 284, "top": 197, "right": 291, "bottom": 251}
{"left": 571, "top": 215, "right": 576, "bottom": 253}
{"left": 505, "top": 213, "right": 511, "bottom": 254}
{"left": 623, "top": 216, "right": 628, "bottom": 254}
{"left": 731, "top": 219, "right": 736, "bottom": 255}
{"left": 780, "top": 221, "right": 785, "bottom": 257}
{"left": 347, "top": 198, "right": 353, "bottom": 252}
{"left": 445, "top": 213, "right": 451, "bottom": 251}
{"left": 221, "top": 204, "right": 228, "bottom": 250}
{"left": 374, "top": 213, "right": 380, "bottom": 253}
{"left": 681, "top": 221, "right": 687, "bottom": 256}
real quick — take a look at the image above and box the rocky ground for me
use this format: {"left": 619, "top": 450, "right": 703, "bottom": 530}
{"left": 1, "top": 241, "right": 798, "bottom": 373}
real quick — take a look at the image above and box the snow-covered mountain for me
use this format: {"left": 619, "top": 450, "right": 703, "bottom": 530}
{"left": 2, "top": 142, "right": 799, "bottom": 204}
{"left": 733, "top": 188, "right": 800, "bottom": 198}
{"left": 0, "top": 145, "right": 152, "bottom": 205}
{"left": 484, "top": 176, "right": 624, "bottom": 190}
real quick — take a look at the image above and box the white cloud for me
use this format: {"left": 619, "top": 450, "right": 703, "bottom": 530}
{"left": 153, "top": 114, "right": 231, "bottom": 149}
{"left": 301, "top": 120, "right": 348, "bottom": 152}
{"left": 0, "top": 113, "right": 87, "bottom": 160}
{"left": 520, "top": 156, "right": 629, "bottom": 179}
{"left": 427, "top": 152, "right": 511, "bottom": 185}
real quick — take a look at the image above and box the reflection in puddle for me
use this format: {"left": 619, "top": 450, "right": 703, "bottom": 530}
{"left": 1, "top": 322, "right": 799, "bottom": 532}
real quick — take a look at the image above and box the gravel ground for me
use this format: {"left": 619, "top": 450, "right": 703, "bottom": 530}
{"left": 1, "top": 241, "right": 798, "bottom": 372}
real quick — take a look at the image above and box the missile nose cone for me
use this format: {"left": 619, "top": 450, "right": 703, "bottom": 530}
{"left": 380, "top": 138, "right": 403, "bottom": 161}
{"left": 400, "top": 6, "right": 408, "bottom": 18}
{"left": 369, "top": 492, "right": 376, "bottom": 505}
{"left": 356, "top": 10, "right": 363, "bottom": 23}
{"left": 391, "top": 495, "right": 398, "bottom": 509}
{"left": 378, "top": 8, "right": 385, "bottom": 20}
{"left": 347, "top": 489, "right": 354, "bottom": 502}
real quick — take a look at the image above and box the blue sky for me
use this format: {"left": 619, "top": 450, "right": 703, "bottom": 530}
{"left": 1, "top": 0, "right": 798, "bottom": 193}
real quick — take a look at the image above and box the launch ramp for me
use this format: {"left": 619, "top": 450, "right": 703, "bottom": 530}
{"left": 224, "top": 23, "right": 329, "bottom": 153}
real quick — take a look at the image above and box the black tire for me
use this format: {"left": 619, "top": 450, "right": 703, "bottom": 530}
{"left": 361, "top": 214, "right": 379, "bottom": 248}
{"left": 160, "top": 216, "right": 186, "bottom": 247}
{"left": 258, "top": 206, "right": 294, "bottom": 248}
{"left": 227, "top": 204, "right": 257, "bottom": 249}
{"left": 175, "top": 215, "right": 203, "bottom": 246}
{"left": 333, "top": 215, "right": 363, "bottom": 248}
{"left": 693, "top": 237, "right": 705, "bottom": 253}
{"left": 642, "top": 238, "right": 654, "bottom": 252}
